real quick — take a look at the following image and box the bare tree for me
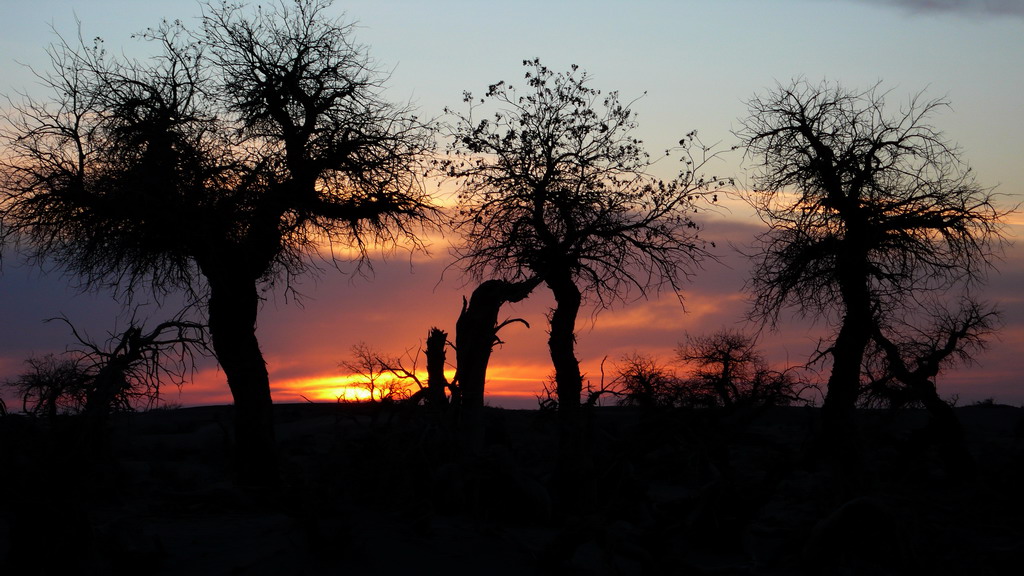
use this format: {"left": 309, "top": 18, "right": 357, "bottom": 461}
{"left": 444, "top": 59, "right": 721, "bottom": 436}
{"left": 679, "top": 330, "right": 758, "bottom": 408}
{"left": 677, "top": 329, "right": 802, "bottom": 408}
{"left": 340, "top": 342, "right": 418, "bottom": 403}
{"left": 735, "top": 79, "right": 1009, "bottom": 458}
{"left": 865, "top": 298, "right": 997, "bottom": 477}
{"left": 862, "top": 300, "right": 997, "bottom": 409}
{"left": 7, "top": 315, "right": 207, "bottom": 424}
{"left": 423, "top": 327, "right": 450, "bottom": 409}
{"left": 9, "top": 354, "right": 90, "bottom": 419}
{"left": 61, "top": 315, "right": 207, "bottom": 422}
{"left": 613, "top": 352, "right": 682, "bottom": 410}
{"left": 0, "top": 0, "right": 435, "bottom": 485}
{"left": 453, "top": 278, "right": 539, "bottom": 450}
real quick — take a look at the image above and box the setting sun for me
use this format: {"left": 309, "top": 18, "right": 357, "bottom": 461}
{"left": 308, "top": 376, "right": 376, "bottom": 403}
{"left": 274, "top": 374, "right": 414, "bottom": 403}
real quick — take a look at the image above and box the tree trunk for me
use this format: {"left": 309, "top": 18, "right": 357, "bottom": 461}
{"left": 821, "top": 316, "right": 869, "bottom": 439}
{"left": 546, "top": 273, "right": 583, "bottom": 427}
{"left": 819, "top": 252, "right": 873, "bottom": 485}
{"left": 425, "top": 327, "right": 449, "bottom": 409}
{"left": 817, "top": 231, "right": 874, "bottom": 486}
{"left": 82, "top": 361, "right": 131, "bottom": 455}
{"left": 545, "top": 272, "right": 591, "bottom": 514}
{"left": 84, "top": 363, "right": 126, "bottom": 430}
{"left": 915, "top": 379, "right": 975, "bottom": 480}
{"left": 207, "top": 272, "right": 279, "bottom": 488}
{"left": 455, "top": 278, "right": 539, "bottom": 451}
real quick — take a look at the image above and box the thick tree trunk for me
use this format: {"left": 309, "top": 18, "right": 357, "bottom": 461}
{"left": 455, "top": 278, "right": 539, "bottom": 450}
{"left": 820, "top": 250, "right": 873, "bottom": 484}
{"left": 821, "top": 316, "right": 869, "bottom": 446}
{"left": 545, "top": 272, "right": 591, "bottom": 514}
{"left": 546, "top": 274, "right": 583, "bottom": 427}
{"left": 84, "top": 362, "right": 128, "bottom": 431}
{"left": 207, "top": 273, "right": 279, "bottom": 488}
{"left": 914, "top": 379, "right": 975, "bottom": 480}
{"left": 425, "top": 327, "right": 449, "bottom": 409}
{"left": 917, "top": 384, "right": 963, "bottom": 437}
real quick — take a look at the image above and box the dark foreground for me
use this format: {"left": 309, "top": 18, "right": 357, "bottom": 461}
{"left": 1, "top": 402, "right": 1022, "bottom": 575}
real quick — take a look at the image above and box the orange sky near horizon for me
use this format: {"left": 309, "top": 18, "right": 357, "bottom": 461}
{"left": 146, "top": 201, "right": 1022, "bottom": 412}
{"left": 0, "top": 184, "right": 1018, "bottom": 411}
{"left": 1, "top": 0, "right": 1021, "bottom": 412}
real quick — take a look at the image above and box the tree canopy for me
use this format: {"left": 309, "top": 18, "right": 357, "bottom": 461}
{"left": 445, "top": 60, "right": 721, "bottom": 423}
{"left": 735, "top": 78, "right": 1010, "bottom": 460}
{"left": 0, "top": 0, "right": 437, "bottom": 485}
{"left": 445, "top": 59, "right": 719, "bottom": 309}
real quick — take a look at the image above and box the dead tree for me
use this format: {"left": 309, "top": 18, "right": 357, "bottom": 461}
{"left": 452, "top": 278, "right": 540, "bottom": 451}
{"left": 424, "top": 327, "right": 450, "bottom": 409}
{"left": 7, "top": 314, "right": 207, "bottom": 439}
{"left": 71, "top": 318, "right": 206, "bottom": 429}
{"left": 868, "top": 301, "right": 997, "bottom": 479}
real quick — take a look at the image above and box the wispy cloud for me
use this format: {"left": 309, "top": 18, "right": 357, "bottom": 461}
{"left": 850, "top": 0, "right": 1024, "bottom": 18}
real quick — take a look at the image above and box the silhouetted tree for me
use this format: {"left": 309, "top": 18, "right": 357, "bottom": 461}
{"left": 7, "top": 315, "right": 206, "bottom": 424}
{"left": 66, "top": 315, "right": 206, "bottom": 426}
{"left": 424, "top": 327, "right": 450, "bottom": 409}
{"left": 349, "top": 281, "right": 538, "bottom": 450}
{"left": 453, "top": 278, "right": 539, "bottom": 450}
{"left": 613, "top": 352, "right": 682, "bottom": 410}
{"left": 678, "top": 329, "right": 802, "bottom": 408}
{"left": 680, "top": 330, "right": 756, "bottom": 408}
{"left": 863, "top": 299, "right": 997, "bottom": 408}
{"left": 340, "top": 342, "right": 418, "bottom": 403}
{"left": 735, "top": 79, "right": 1008, "bottom": 460}
{"left": 865, "top": 299, "right": 997, "bottom": 478}
{"left": 0, "top": 0, "right": 435, "bottom": 485}
{"left": 10, "top": 354, "right": 90, "bottom": 419}
{"left": 444, "top": 59, "right": 719, "bottom": 438}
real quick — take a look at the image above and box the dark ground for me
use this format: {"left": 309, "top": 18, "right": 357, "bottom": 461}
{"left": 1, "top": 401, "right": 1023, "bottom": 575}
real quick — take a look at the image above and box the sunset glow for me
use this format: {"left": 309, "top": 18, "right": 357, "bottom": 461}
{"left": 0, "top": 0, "right": 1020, "bottom": 411}
{"left": 280, "top": 375, "right": 376, "bottom": 403}
{"left": 2, "top": 4, "right": 1021, "bottom": 573}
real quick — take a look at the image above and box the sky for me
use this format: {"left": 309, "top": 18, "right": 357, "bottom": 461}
{"left": 0, "top": 0, "right": 1021, "bottom": 409}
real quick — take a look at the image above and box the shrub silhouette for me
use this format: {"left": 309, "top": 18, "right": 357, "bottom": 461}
{"left": 8, "top": 354, "right": 90, "bottom": 419}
